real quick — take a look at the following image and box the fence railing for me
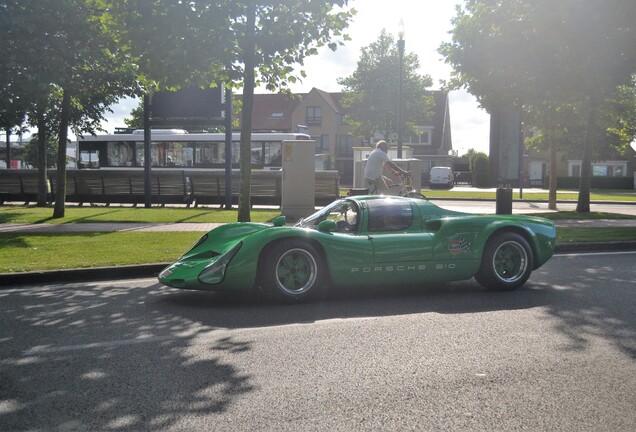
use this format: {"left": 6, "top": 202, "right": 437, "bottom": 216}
{"left": 0, "top": 169, "right": 340, "bottom": 207}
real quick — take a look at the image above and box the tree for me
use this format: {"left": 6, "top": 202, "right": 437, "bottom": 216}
{"left": 439, "top": 0, "right": 636, "bottom": 212}
{"left": 0, "top": 0, "right": 31, "bottom": 171}
{"left": 338, "top": 30, "right": 434, "bottom": 143}
{"left": 2, "top": 0, "right": 140, "bottom": 215}
{"left": 23, "top": 134, "right": 58, "bottom": 169}
{"left": 472, "top": 152, "right": 490, "bottom": 188}
{"left": 106, "top": 0, "right": 355, "bottom": 221}
{"left": 218, "top": 1, "right": 356, "bottom": 222}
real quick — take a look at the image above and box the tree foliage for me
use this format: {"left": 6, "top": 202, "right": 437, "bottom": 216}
{"left": 338, "top": 30, "right": 434, "bottom": 143}
{"left": 105, "top": 0, "right": 355, "bottom": 221}
{"left": 439, "top": 0, "right": 636, "bottom": 212}
{"left": 23, "top": 134, "right": 58, "bottom": 169}
{"left": 1, "top": 0, "right": 140, "bottom": 214}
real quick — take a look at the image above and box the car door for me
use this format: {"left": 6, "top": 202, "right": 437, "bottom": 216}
{"left": 365, "top": 200, "right": 433, "bottom": 263}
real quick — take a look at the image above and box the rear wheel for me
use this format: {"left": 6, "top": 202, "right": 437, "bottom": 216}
{"left": 262, "top": 240, "right": 326, "bottom": 302}
{"left": 475, "top": 232, "right": 534, "bottom": 291}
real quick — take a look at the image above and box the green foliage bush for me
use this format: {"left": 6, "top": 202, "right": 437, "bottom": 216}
{"left": 472, "top": 153, "right": 490, "bottom": 187}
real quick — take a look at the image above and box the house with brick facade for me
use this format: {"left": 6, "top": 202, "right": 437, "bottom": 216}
{"left": 236, "top": 87, "right": 453, "bottom": 185}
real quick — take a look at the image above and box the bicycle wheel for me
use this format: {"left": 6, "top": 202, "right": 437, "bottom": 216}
{"left": 404, "top": 190, "right": 428, "bottom": 200}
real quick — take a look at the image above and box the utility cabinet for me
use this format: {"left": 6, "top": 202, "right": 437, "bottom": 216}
{"left": 281, "top": 140, "right": 316, "bottom": 220}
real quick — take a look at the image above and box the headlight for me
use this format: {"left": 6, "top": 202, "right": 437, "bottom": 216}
{"left": 198, "top": 242, "right": 242, "bottom": 285}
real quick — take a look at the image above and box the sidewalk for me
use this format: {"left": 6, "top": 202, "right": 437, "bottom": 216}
{"left": 0, "top": 222, "right": 223, "bottom": 233}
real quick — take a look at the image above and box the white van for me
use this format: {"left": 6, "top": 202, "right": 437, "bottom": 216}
{"left": 429, "top": 166, "right": 454, "bottom": 189}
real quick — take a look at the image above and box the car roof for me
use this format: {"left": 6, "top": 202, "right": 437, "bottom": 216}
{"left": 346, "top": 195, "right": 465, "bottom": 218}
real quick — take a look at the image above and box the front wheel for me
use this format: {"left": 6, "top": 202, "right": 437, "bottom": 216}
{"left": 475, "top": 232, "right": 534, "bottom": 291}
{"left": 262, "top": 240, "right": 326, "bottom": 302}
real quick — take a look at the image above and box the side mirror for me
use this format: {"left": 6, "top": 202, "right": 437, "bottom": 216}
{"left": 272, "top": 215, "right": 286, "bottom": 227}
{"left": 317, "top": 220, "right": 337, "bottom": 233}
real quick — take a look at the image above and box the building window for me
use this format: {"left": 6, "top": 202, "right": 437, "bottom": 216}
{"left": 336, "top": 135, "right": 354, "bottom": 156}
{"left": 405, "top": 128, "right": 432, "bottom": 145}
{"left": 312, "top": 134, "right": 329, "bottom": 153}
{"left": 569, "top": 161, "right": 627, "bottom": 177}
{"left": 307, "top": 106, "right": 321, "bottom": 126}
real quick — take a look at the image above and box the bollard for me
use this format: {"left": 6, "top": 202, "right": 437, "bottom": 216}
{"left": 496, "top": 187, "right": 513, "bottom": 214}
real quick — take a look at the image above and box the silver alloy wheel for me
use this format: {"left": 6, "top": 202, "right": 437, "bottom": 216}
{"left": 275, "top": 248, "right": 318, "bottom": 295}
{"left": 492, "top": 240, "right": 529, "bottom": 283}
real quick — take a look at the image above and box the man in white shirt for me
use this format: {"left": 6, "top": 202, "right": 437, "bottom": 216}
{"left": 363, "top": 140, "right": 409, "bottom": 194}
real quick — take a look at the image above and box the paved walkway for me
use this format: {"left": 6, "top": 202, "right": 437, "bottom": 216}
{"left": 0, "top": 222, "right": 223, "bottom": 233}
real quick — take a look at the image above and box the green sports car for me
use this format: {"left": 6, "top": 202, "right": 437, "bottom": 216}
{"left": 158, "top": 196, "right": 556, "bottom": 302}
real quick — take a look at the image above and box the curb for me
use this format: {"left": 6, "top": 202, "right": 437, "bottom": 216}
{"left": 2, "top": 242, "right": 636, "bottom": 288}
{"left": 0, "top": 263, "right": 167, "bottom": 287}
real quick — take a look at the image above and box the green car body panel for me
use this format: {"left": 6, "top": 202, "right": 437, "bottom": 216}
{"left": 158, "top": 196, "right": 556, "bottom": 294}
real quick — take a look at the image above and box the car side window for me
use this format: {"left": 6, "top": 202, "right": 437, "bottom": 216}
{"left": 327, "top": 201, "right": 359, "bottom": 233}
{"left": 367, "top": 200, "right": 413, "bottom": 232}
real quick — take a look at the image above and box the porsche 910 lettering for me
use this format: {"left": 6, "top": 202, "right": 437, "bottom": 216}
{"left": 158, "top": 196, "right": 556, "bottom": 302}
{"left": 351, "top": 264, "right": 427, "bottom": 273}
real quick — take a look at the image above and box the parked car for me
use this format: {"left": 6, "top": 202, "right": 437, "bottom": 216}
{"left": 158, "top": 196, "right": 556, "bottom": 302}
{"left": 429, "top": 166, "right": 454, "bottom": 188}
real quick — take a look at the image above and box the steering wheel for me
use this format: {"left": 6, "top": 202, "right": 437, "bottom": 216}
{"left": 336, "top": 220, "right": 352, "bottom": 231}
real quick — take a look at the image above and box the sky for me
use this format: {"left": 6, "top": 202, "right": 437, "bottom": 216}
{"left": 103, "top": 0, "right": 491, "bottom": 155}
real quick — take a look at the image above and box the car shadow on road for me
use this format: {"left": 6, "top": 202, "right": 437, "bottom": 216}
{"left": 151, "top": 279, "right": 552, "bottom": 330}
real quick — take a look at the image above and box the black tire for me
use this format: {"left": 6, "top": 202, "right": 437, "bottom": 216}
{"left": 475, "top": 232, "right": 534, "bottom": 291}
{"left": 262, "top": 240, "right": 326, "bottom": 302}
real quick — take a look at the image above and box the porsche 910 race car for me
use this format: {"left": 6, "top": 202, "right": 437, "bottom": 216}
{"left": 158, "top": 196, "right": 556, "bottom": 302}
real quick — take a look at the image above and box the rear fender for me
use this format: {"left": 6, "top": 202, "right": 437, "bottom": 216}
{"left": 476, "top": 222, "right": 539, "bottom": 266}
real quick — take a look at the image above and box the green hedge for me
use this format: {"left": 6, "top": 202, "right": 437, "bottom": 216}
{"left": 472, "top": 155, "right": 490, "bottom": 188}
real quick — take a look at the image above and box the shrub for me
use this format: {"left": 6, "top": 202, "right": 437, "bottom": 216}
{"left": 472, "top": 154, "right": 490, "bottom": 187}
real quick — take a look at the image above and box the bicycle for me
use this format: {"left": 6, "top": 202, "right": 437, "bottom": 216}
{"left": 352, "top": 171, "right": 427, "bottom": 199}
{"left": 386, "top": 172, "right": 428, "bottom": 199}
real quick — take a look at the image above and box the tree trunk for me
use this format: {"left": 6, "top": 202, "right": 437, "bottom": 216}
{"left": 53, "top": 89, "right": 71, "bottom": 219}
{"left": 36, "top": 108, "right": 48, "bottom": 207}
{"left": 576, "top": 103, "right": 597, "bottom": 213}
{"left": 548, "top": 132, "right": 557, "bottom": 210}
{"left": 238, "top": 2, "right": 256, "bottom": 222}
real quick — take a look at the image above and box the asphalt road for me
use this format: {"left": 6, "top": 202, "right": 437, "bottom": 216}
{"left": 1, "top": 252, "right": 635, "bottom": 431}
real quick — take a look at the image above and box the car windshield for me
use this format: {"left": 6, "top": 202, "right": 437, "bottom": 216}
{"left": 295, "top": 199, "right": 359, "bottom": 232}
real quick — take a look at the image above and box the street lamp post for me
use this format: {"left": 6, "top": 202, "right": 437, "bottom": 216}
{"left": 397, "top": 18, "right": 405, "bottom": 159}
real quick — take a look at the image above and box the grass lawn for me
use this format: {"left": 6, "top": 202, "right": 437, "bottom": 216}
{"left": 529, "top": 211, "right": 636, "bottom": 220}
{"left": 1, "top": 227, "right": 635, "bottom": 273}
{"left": 421, "top": 189, "right": 636, "bottom": 201}
{"left": 0, "top": 205, "right": 281, "bottom": 224}
{"left": 0, "top": 232, "right": 201, "bottom": 273}
{"left": 1, "top": 199, "right": 635, "bottom": 274}
{"left": 557, "top": 227, "right": 636, "bottom": 243}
